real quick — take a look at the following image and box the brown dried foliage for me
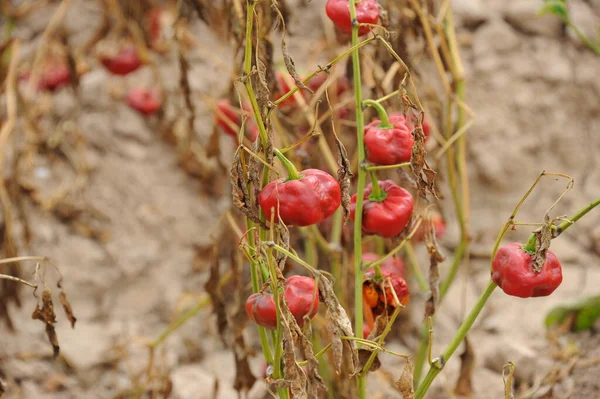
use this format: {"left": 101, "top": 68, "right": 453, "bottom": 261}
{"left": 396, "top": 358, "right": 415, "bottom": 399}
{"left": 31, "top": 289, "right": 59, "bottom": 357}
{"left": 454, "top": 337, "right": 475, "bottom": 397}
{"left": 424, "top": 215, "right": 445, "bottom": 319}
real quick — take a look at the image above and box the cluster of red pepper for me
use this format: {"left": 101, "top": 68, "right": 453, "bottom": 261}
{"left": 22, "top": 9, "right": 170, "bottom": 116}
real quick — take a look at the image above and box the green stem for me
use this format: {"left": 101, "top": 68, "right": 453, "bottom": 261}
{"left": 567, "top": 21, "right": 600, "bottom": 55}
{"left": 348, "top": 0, "right": 367, "bottom": 396}
{"left": 363, "top": 99, "right": 392, "bottom": 128}
{"left": 274, "top": 148, "right": 301, "bottom": 180}
{"left": 366, "top": 162, "right": 411, "bottom": 171}
{"left": 523, "top": 196, "right": 600, "bottom": 253}
{"left": 415, "top": 281, "right": 497, "bottom": 398}
{"left": 368, "top": 170, "right": 386, "bottom": 201}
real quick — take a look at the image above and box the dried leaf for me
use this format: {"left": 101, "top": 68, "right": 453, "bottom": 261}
{"left": 395, "top": 358, "right": 414, "bottom": 399}
{"left": 334, "top": 132, "right": 352, "bottom": 223}
{"left": 0, "top": 377, "right": 5, "bottom": 398}
{"left": 203, "top": 242, "right": 228, "bottom": 346}
{"left": 319, "top": 276, "right": 359, "bottom": 375}
{"left": 254, "top": 61, "right": 272, "bottom": 121}
{"left": 532, "top": 220, "right": 552, "bottom": 273}
{"left": 454, "top": 338, "right": 475, "bottom": 397}
{"left": 177, "top": 36, "right": 196, "bottom": 148}
{"left": 229, "top": 151, "right": 267, "bottom": 228}
{"left": 279, "top": 295, "right": 308, "bottom": 399}
{"left": 424, "top": 215, "right": 445, "bottom": 319}
{"left": 358, "top": 348, "right": 382, "bottom": 372}
{"left": 58, "top": 290, "right": 76, "bottom": 329}
{"left": 31, "top": 289, "right": 59, "bottom": 357}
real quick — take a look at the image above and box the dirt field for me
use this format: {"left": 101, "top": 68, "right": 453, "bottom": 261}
{"left": 1, "top": 0, "right": 599, "bottom": 398}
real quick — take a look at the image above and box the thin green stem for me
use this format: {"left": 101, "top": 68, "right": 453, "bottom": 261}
{"left": 366, "top": 162, "right": 411, "bottom": 171}
{"left": 368, "top": 170, "right": 385, "bottom": 200}
{"left": 415, "top": 281, "right": 497, "bottom": 398}
{"left": 274, "top": 148, "right": 301, "bottom": 180}
{"left": 348, "top": 0, "right": 367, "bottom": 396}
{"left": 363, "top": 99, "right": 392, "bottom": 128}
{"left": 567, "top": 21, "right": 600, "bottom": 55}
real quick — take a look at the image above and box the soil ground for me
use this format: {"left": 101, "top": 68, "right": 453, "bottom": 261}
{"left": 1, "top": 0, "right": 599, "bottom": 398}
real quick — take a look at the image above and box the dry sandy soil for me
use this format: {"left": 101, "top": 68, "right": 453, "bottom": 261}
{"left": 1, "top": 0, "right": 599, "bottom": 398}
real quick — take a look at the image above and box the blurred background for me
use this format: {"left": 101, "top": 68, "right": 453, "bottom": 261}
{"left": 0, "top": 0, "right": 599, "bottom": 398}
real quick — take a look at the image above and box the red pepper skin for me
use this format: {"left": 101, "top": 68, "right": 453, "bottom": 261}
{"left": 126, "top": 88, "right": 161, "bottom": 115}
{"left": 492, "top": 242, "right": 563, "bottom": 298}
{"left": 285, "top": 276, "right": 320, "bottom": 326}
{"left": 38, "top": 62, "right": 71, "bottom": 91}
{"left": 215, "top": 99, "right": 240, "bottom": 136}
{"left": 325, "top": 0, "right": 380, "bottom": 36}
{"left": 245, "top": 292, "right": 277, "bottom": 329}
{"left": 381, "top": 275, "right": 410, "bottom": 307}
{"left": 362, "top": 252, "right": 405, "bottom": 278}
{"left": 259, "top": 169, "right": 341, "bottom": 227}
{"left": 364, "top": 114, "right": 414, "bottom": 165}
{"left": 349, "top": 180, "right": 414, "bottom": 238}
{"left": 100, "top": 45, "right": 142, "bottom": 76}
{"left": 245, "top": 276, "right": 319, "bottom": 330}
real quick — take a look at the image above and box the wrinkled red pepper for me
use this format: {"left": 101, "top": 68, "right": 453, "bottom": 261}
{"left": 492, "top": 242, "right": 563, "bottom": 298}
{"left": 37, "top": 61, "right": 71, "bottom": 91}
{"left": 350, "top": 180, "right": 414, "bottom": 238}
{"left": 100, "top": 45, "right": 142, "bottom": 76}
{"left": 364, "top": 113, "right": 414, "bottom": 165}
{"left": 362, "top": 252, "right": 405, "bottom": 278}
{"left": 126, "top": 88, "right": 161, "bottom": 115}
{"left": 245, "top": 275, "right": 319, "bottom": 329}
{"left": 259, "top": 150, "right": 341, "bottom": 227}
{"left": 325, "top": 0, "right": 380, "bottom": 36}
{"left": 215, "top": 99, "right": 258, "bottom": 142}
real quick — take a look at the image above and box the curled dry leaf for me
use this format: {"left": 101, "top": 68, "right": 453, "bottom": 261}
{"left": 279, "top": 295, "right": 308, "bottom": 398}
{"left": 319, "top": 276, "right": 359, "bottom": 375}
{"left": 31, "top": 288, "right": 59, "bottom": 357}
{"left": 334, "top": 132, "right": 353, "bottom": 223}
{"left": 203, "top": 242, "right": 228, "bottom": 346}
{"left": 424, "top": 215, "right": 445, "bottom": 319}
{"left": 395, "top": 358, "right": 414, "bottom": 399}
{"left": 229, "top": 151, "right": 267, "bottom": 228}
{"left": 454, "top": 337, "right": 475, "bottom": 397}
{"left": 532, "top": 219, "right": 553, "bottom": 273}
{"left": 58, "top": 290, "right": 76, "bottom": 329}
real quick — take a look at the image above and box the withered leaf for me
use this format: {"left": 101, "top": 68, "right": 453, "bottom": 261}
{"left": 395, "top": 358, "right": 414, "bottom": 399}
{"left": 424, "top": 216, "right": 445, "bottom": 319}
{"left": 58, "top": 290, "right": 76, "bottom": 329}
{"left": 319, "top": 276, "right": 359, "bottom": 375}
{"left": 31, "top": 289, "right": 59, "bottom": 357}
{"left": 229, "top": 151, "right": 267, "bottom": 228}
{"left": 358, "top": 348, "right": 381, "bottom": 373}
{"left": 454, "top": 338, "right": 475, "bottom": 397}
{"left": 203, "top": 242, "right": 228, "bottom": 346}
{"left": 177, "top": 42, "right": 196, "bottom": 147}
{"left": 279, "top": 295, "right": 308, "bottom": 399}
{"left": 0, "top": 377, "right": 5, "bottom": 397}
{"left": 532, "top": 220, "right": 552, "bottom": 273}
{"left": 334, "top": 132, "right": 352, "bottom": 223}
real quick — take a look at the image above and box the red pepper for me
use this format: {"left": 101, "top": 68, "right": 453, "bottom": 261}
{"left": 245, "top": 275, "right": 319, "bottom": 329}
{"left": 362, "top": 252, "right": 405, "bottom": 278}
{"left": 380, "top": 275, "right": 410, "bottom": 307}
{"left": 100, "top": 45, "right": 142, "bottom": 76}
{"left": 37, "top": 61, "right": 71, "bottom": 91}
{"left": 126, "top": 88, "right": 161, "bottom": 115}
{"left": 259, "top": 150, "right": 341, "bottom": 227}
{"left": 350, "top": 180, "right": 414, "bottom": 238}
{"left": 412, "top": 212, "right": 446, "bottom": 242}
{"left": 325, "top": 0, "right": 380, "bottom": 36}
{"left": 403, "top": 113, "right": 431, "bottom": 140}
{"left": 492, "top": 242, "right": 563, "bottom": 298}
{"left": 215, "top": 99, "right": 258, "bottom": 141}
{"left": 364, "top": 113, "right": 414, "bottom": 165}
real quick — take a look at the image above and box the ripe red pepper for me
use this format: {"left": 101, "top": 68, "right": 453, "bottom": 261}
{"left": 325, "top": 0, "right": 380, "bottom": 36}
{"left": 350, "top": 180, "right": 414, "bottom": 238}
{"left": 259, "top": 150, "right": 341, "bottom": 227}
{"left": 37, "top": 61, "right": 71, "bottom": 91}
{"left": 100, "top": 45, "right": 142, "bottom": 76}
{"left": 126, "top": 88, "right": 161, "bottom": 115}
{"left": 380, "top": 275, "right": 410, "bottom": 307}
{"left": 412, "top": 212, "right": 446, "bottom": 242}
{"left": 362, "top": 252, "right": 405, "bottom": 278}
{"left": 215, "top": 99, "right": 259, "bottom": 142}
{"left": 364, "top": 113, "right": 414, "bottom": 165}
{"left": 245, "top": 275, "right": 319, "bottom": 329}
{"left": 492, "top": 242, "right": 563, "bottom": 298}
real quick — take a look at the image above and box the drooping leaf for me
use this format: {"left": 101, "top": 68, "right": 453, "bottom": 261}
{"left": 545, "top": 295, "right": 600, "bottom": 332}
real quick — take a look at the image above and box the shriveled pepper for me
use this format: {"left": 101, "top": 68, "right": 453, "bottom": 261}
{"left": 215, "top": 99, "right": 258, "bottom": 142}
{"left": 126, "top": 88, "right": 161, "bottom": 115}
{"left": 37, "top": 60, "right": 71, "bottom": 91}
{"left": 492, "top": 242, "right": 563, "bottom": 298}
{"left": 325, "top": 0, "right": 380, "bottom": 36}
{"left": 364, "top": 104, "right": 414, "bottom": 165}
{"left": 259, "top": 150, "right": 341, "bottom": 227}
{"left": 349, "top": 179, "right": 414, "bottom": 238}
{"left": 245, "top": 275, "right": 319, "bottom": 329}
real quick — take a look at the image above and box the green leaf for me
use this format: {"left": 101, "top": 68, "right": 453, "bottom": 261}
{"left": 545, "top": 295, "right": 600, "bottom": 332}
{"left": 538, "top": 0, "right": 569, "bottom": 21}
